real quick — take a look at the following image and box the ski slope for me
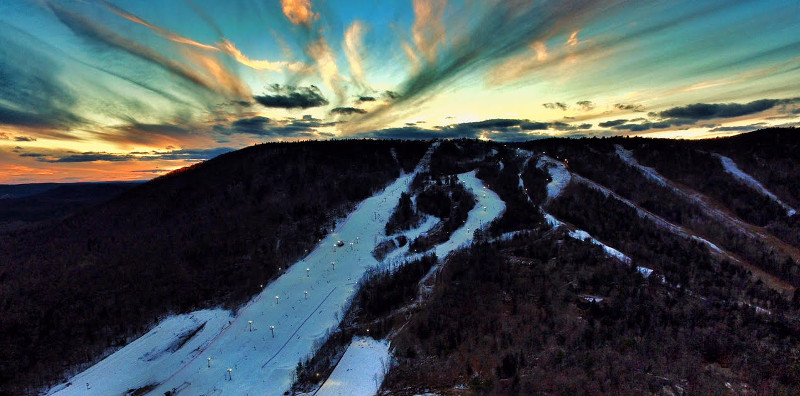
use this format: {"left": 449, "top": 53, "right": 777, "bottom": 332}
{"left": 715, "top": 154, "right": 796, "bottom": 217}
{"left": 45, "top": 309, "right": 233, "bottom": 396}
{"left": 47, "top": 147, "right": 508, "bottom": 396}
{"left": 314, "top": 337, "right": 391, "bottom": 396}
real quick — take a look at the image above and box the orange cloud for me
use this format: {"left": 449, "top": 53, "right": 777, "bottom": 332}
{"left": 566, "top": 30, "right": 580, "bottom": 46}
{"left": 100, "top": 0, "right": 219, "bottom": 51}
{"left": 281, "top": 0, "right": 318, "bottom": 27}
{"left": 412, "top": 0, "right": 447, "bottom": 63}
{"left": 218, "top": 39, "right": 286, "bottom": 72}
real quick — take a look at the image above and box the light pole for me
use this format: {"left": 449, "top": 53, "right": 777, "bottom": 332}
{"left": 227, "top": 368, "right": 232, "bottom": 381}
{"left": 207, "top": 357, "right": 212, "bottom": 368}
{"left": 331, "top": 261, "right": 335, "bottom": 270}
{"left": 270, "top": 325, "right": 275, "bottom": 338}
{"left": 304, "top": 290, "right": 308, "bottom": 299}
{"left": 275, "top": 295, "right": 280, "bottom": 305}
{"left": 248, "top": 320, "right": 253, "bottom": 332}
{"left": 307, "top": 268, "right": 310, "bottom": 277}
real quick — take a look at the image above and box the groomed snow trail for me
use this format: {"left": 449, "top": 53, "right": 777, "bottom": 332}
{"left": 715, "top": 154, "right": 796, "bottom": 217}
{"left": 537, "top": 155, "right": 570, "bottom": 200}
{"left": 45, "top": 310, "right": 233, "bottom": 396}
{"left": 313, "top": 337, "right": 391, "bottom": 396}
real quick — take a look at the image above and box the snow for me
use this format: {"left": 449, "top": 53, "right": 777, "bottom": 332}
{"left": 45, "top": 309, "right": 233, "bottom": 396}
{"left": 47, "top": 143, "right": 508, "bottom": 396}
{"left": 615, "top": 145, "right": 666, "bottom": 187}
{"left": 516, "top": 149, "right": 534, "bottom": 202}
{"left": 573, "top": 174, "right": 727, "bottom": 258}
{"left": 536, "top": 159, "right": 631, "bottom": 265}
{"left": 315, "top": 337, "right": 391, "bottom": 396}
{"left": 637, "top": 267, "right": 654, "bottom": 278}
{"left": 545, "top": 213, "right": 632, "bottom": 264}
{"left": 583, "top": 296, "right": 604, "bottom": 303}
{"left": 715, "top": 154, "right": 796, "bottom": 217}
{"left": 537, "top": 156, "right": 570, "bottom": 200}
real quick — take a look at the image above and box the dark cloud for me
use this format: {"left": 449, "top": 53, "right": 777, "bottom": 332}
{"left": 550, "top": 121, "right": 592, "bottom": 131}
{"left": 14, "top": 136, "right": 37, "bottom": 142}
{"left": 331, "top": 107, "right": 367, "bottom": 115}
{"left": 254, "top": 85, "right": 329, "bottom": 109}
{"left": 13, "top": 147, "right": 234, "bottom": 163}
{"left": 599, "top": 119, "right": 628, "bottom": 128}
{"left": 382, "top": 91, "right": 400, "bottom": 101}
{"left": 543, "top": 102, "right": 568, "bottom": 111}
{"left": 357, "top": 96, "right": 376, "bottom": 103}
{"left": 708, "top": 124, "right": 766, "bottom": 133}
{"left": 463, "top": 119, "right": 524, "bottom": 129}
{"left": 520, "top": 122, "right": 550, "bottom": 130}
{"left": 659, "top": 98, "right": 800, "bottom": 120}
{"left": 357, "top": 126, "right": 479, "bottom": 140}
{"left": 615, "top": 103, "right": 645, "bottom": 112}
{"left": 576, "top": 100, "right": 595, "bottom": 111}
{"left": 610, "top": 118, "right": 695, "bottom": 132}
{"left": 216, "top": 115, "right": 331, "bottom": 138}
{"left": 229, "top": 116, "right": 273, "bottom": 135}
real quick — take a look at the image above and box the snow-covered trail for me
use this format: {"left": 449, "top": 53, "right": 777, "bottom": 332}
{"left": 544, "top": 213, "right": 632, "bottom": 265}
{"left": 537, "top": 155, "right": 570, "bottom": 201}
{"left": 714, "top": 153, "right": 796, "bottom": 217}
{"left": 313, "top": 337, "right": 391, "bottom": 396}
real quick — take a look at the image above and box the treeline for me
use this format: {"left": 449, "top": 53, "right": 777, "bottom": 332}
{"left": 0, "top": 139, "right": 429, "bottom": 395}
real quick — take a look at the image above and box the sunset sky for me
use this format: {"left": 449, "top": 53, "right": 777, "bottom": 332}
{"left": 1, "top": 0, "right": 799, "bottom": 183}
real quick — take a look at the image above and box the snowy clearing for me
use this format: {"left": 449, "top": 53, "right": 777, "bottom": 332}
{"left": 314, "top": 337, "right": 391, "bottom": 396}
{"left": 715, "top": 154, "right": 796, "bottom": 217}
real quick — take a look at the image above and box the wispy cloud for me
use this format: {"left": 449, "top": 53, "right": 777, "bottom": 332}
{"left": 344, "top": 21, "right": 369, "bottom": 91}
{"left": 46, "top": 1, "right": 250, "bottom": 100}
